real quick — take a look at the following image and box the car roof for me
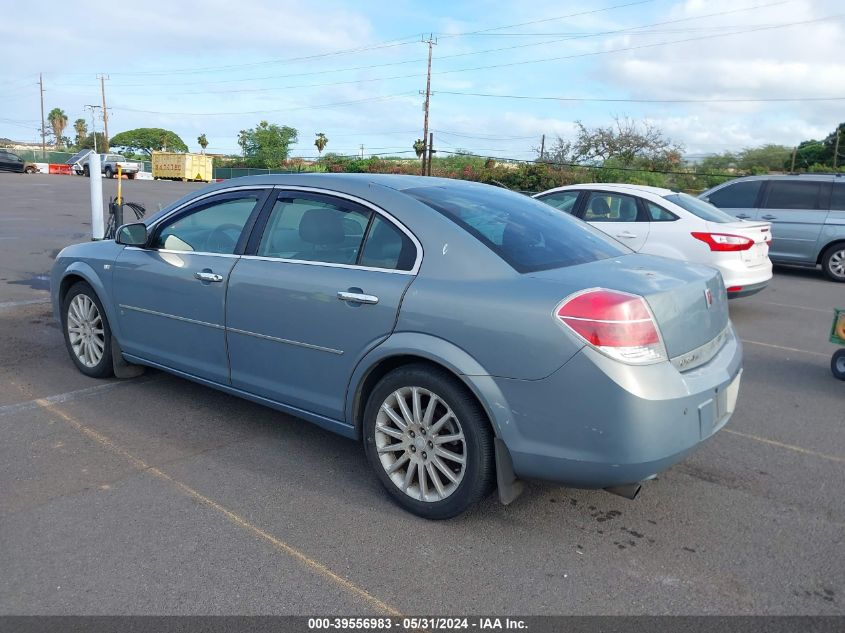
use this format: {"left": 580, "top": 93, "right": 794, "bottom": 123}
{"left": 188, "top": 173, "right": 496, "bottom": 193}
{"left": 541, "top": 183, "right": 676, "bottom": 197}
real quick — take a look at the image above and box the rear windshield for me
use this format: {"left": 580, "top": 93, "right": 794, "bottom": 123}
{"left": 664, "top": 192, "right": 738, "bottom": 224}
{"left": 404, "top": 185, "right": 627, "bottom": 273}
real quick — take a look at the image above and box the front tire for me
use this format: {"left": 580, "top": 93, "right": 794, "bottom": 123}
{"left": 104, "top": 167, "right": 113, "bottom": 179}
{"left": 363, "top": 364, "right": 494, "bottom": 519}
{"left": 62, "top": 282, "right": 114, "bottom": 378}
{"left": 832, "top": 350, "right": 845, "bottom": 381}
{"left": 821, "top": 243, "right": 845, "bottom": 282}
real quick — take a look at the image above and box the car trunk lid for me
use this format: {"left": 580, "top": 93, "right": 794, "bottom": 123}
{"left": 530, "top": 254, "right": 729, "bottom": 359}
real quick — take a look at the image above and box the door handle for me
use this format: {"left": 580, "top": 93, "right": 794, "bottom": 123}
{"left": 735, "top": 214, "right": 751, "bottom": 219}
{"left": 615, "top": 231, "right": 638, "bottom": 239}
{"left": 194, "top": 271, "right": 223, "bottom": 283}
{"left": 761, "top": 214, "right": 777, "bottom": 220}
{"left": 337, "top": 291, "right": 379, "bottom": 305}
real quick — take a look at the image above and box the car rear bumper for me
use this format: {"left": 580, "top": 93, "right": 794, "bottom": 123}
{"left": 727, "top": 280, "right": 770, "bottom": 298}
{"left": 714, "top": 256, "right": 772, "bottom": 295}
{"left": 493, "top": 327, "right": 743, "bottom": 488}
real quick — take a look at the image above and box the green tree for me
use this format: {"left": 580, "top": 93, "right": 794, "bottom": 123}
{"left": 72, "top": 118, "right": 88, "bottom": 148}
{"left": 48, "top": 107, "right": 68, "bottom": 149}
{"left": 241, "top": 121, "right": 298, "bottom": 167}
{"left": 77, "top": 132, "right": 107, "bottom": 151}
{"left": 109, "top": 127, "right": 189, "bottom": 156}
{"left": 413, "top": 138, "right": 425, "bottom": 159}
{"left": 737, "top": 144, "right": 791, "bottom": 172}
{"left": 197, "top": 133, "right": 209, "bottom": 153}
{"left": 237, "top": 129, "right": 248, "bottom": 157}
{"left": 314, "top": 132, "right": 328, "bottom": 155}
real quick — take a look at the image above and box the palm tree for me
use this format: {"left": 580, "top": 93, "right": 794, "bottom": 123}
{"left": 48, "top": 108, "right": 68, "bottom": 149}
{"left": 314, "top": 132, "right": 328, "bottom": 155}
{"left": 197, "top": 133, "right": 209, "bottom": 154}
{"left": 413, "top": 138, "right": 425, "bottom": 159}
{"left": 73, "top": 118, "right": 87, "bottom": 148}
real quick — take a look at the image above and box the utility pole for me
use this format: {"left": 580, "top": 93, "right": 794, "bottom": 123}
{"left": 359, "top": 144, "right": 364, "bottom": 159}
{"left": 426, "top": 132, "right": 435, "bottom": 177}
{"left": 420, "top": 34, "right": 437, "bottom": 175}
{"left": 539, "top": 134, "right": 545, "bottom": 161}
{"left": 38, "top": 73, "right": 46, "bottom": 160}
{"left": 790, "top": 146, "right": 797, "bottom": 173}
{"left": 834, "top": 128, "right": 841, "bottom": 170}
{"left": 98, "top": 74, "right": 110, "bottom": 149}
{"left": 85, "top": 105, "right": 101, "bottom": 153}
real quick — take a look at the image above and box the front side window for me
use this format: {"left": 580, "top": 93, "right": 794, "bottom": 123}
{"left": 831, "top": 184, "right": 845, "bottom": 210}
{"left": 153, "top": 194, "right": 259, "bottom": 254}
{"left": 764, "top": 181, "right": 822, "bottom": 210}
{"left": 707, "top": 180, "right": 763, "bottom": 208}
{"left": 583, "top": 192, "right": 642, "bottom": 223}
{"left": 258, "top": 196, "right": 371, "bottom": 265}
{"left": 537, "top": 191, "right": 580, "bottom": 214}
{"left": 663, "top": 193, "right": 736, "bottom": 223}
{"left": 404, "top": 185, "right": 626, "bottom": 273}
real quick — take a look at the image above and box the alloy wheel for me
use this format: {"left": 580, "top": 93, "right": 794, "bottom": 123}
{"left": 828, "top": 248, "right": 845, "bottom": 279}
{"left": 67, "top": 294, "right": 106, "bottom": 368}
{"left": 374, "top": 386, "right": 467, "bottom": 503}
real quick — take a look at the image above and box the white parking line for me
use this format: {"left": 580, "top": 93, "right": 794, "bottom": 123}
{"left": 741, "top": 339, "right": 831, "bottom": 358}
{"left": 754, "top": 301, "right": 831, "bottom": 314}
{"left": 0, "top": 377, "right": 165, "bottom": 417}
{"left": 725, "top": 428, "right": 844, "bottom": 464}
{"left": 0, "top": 297, "right": 50, "bottom": 310}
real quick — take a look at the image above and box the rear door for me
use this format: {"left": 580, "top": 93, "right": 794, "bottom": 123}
{"left": 226, "top": 189, "right": 419, "bottom": 421}
{"left": 703, "top": 179, "right": 764, "bottom": 221}
{"left": 759, "top": 180, "right": 831, "bottom": 263}
{"left": 580, "top": 190, "right": 650, "bottom": 251}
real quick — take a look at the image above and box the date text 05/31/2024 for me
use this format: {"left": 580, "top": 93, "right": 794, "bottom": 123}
{"left": 307, "top": 617, "right": 528, "bottom": 630}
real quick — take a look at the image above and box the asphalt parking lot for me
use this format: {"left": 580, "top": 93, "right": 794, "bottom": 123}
{"left": 1, "top": 172, "right": 843, "bottom": 615}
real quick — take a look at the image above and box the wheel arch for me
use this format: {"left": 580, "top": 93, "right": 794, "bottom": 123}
{"left": 346, "top": 333, "right": 511, "bottom": 443}
{"left": 817, "top": 238, "right": 845, "bottom": 265}
{"left": 55, "top": 262, "right": 121, "bottom": 340}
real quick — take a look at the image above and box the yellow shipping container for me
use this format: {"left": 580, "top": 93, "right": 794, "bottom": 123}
{"left": 151, "top": 152, "right": 214, "bottom": 182}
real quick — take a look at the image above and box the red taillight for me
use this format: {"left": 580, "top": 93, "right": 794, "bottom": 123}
{"left": 555, "top": 289, "right": 666, "bottom": 364}
{"left": 691, "top": 232, "right": 754, "bottom": 252}
{"left": 727, "top": 286, "right": 743, "bottom": 293}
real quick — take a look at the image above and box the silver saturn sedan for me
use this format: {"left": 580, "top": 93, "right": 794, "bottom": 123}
{"left": 51, "top": 174, "right": 742, "bottom": 519}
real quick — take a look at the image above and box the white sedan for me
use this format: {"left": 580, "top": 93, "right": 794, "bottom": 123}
{"left": 534, "top": 184, "right": 773, "bottom": 298}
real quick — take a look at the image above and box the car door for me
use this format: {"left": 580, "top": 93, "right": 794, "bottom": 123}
{"left": 758, "top": 180, "right": 830, "bottom": 263}
{"left": 579, "top": 190, "right": 650, "bottom": 251}
{"left": 112, "top": 188, "right": 271, "bottom": 383}
{"left": 0, "top": 150, "right": 19, "bottom": 172}
{"left": 226, "top": 189, "right": 419, "bottom": 421}
{"left": 703, "top": 179, "right": 764, "bottom": 221}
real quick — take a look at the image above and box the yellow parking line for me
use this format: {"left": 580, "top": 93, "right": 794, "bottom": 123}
{"left": 724, "top": 428, "right": 844, "bottom": 464}
{"left": 741, "top": 339, "right": 830, "bottom": 358}
{"left": 31, "top": 397, "right": 401, "bottom": 616}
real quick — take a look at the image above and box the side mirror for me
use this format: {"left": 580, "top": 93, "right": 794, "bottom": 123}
{"left": 116, "top": 222, "right": 148, "bottom": 246}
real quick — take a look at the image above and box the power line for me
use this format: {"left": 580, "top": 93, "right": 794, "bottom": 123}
{"left": 436, "top": 91, "right": 845, "bottom": 103}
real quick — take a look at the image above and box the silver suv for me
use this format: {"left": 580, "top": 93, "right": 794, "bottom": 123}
{"left": 700, "top": 174, "right": 845, "bottom": 282}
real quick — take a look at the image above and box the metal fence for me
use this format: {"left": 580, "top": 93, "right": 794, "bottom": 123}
{"left": 211, "top": 167, "right": 304, "bottom": 180}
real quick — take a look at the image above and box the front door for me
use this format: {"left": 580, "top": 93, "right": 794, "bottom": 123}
{"left": 112, "top": 189, "right": 269, "bottom": 383}
{"left": 580, "top": 190, "right": 650, "bottom": 251}
{"left": 226, "top": 190, "right": 419, "bottom": 421}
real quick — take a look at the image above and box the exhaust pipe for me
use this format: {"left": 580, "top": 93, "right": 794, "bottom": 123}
{"left": 604, "top": 483, "right": 642, "bottom": 500}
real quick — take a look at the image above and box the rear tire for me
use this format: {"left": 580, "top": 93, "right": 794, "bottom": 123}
{"left": 83, "top": 165, "right": 90, "bottom": 177}
{"left": 62, "top": 282, "right": 114, "bottom": 378}
{"left": 104, "top": 167, "right": 113, "bottom": 179}
{"left": 832, "top": 350, "right": 845, "bottom": 381}
{"left": 821, "top": 243, "right": 845, "bottom": 282}
{"left": 363, "top": 364, "right": 494, "bottom": 519}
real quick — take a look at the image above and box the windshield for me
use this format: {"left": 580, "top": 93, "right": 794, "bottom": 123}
{"left": 664, "top": 192, "right": 739, "bottom": 223}
{"left": 404, "top": 185, "right": 628, "bottom": 273}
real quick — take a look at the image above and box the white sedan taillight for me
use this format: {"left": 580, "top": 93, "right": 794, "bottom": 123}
{"left": 690, "top": 232, "right": 754, "bottom": 252}
{"left": 554, "top": 288, "right": 667, "bottom": 364}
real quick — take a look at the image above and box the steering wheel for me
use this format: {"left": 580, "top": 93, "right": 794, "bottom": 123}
{"left": 207, "top": 223, "right": 242, "bottom": 253}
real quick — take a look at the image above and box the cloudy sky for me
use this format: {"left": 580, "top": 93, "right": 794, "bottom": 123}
{"left": 1, "top": 0, "right": 842, "bottom": 159}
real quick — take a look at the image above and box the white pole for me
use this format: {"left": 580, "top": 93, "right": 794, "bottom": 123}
{"left": 89, "top": 152, "right": 104, "bottom": 240}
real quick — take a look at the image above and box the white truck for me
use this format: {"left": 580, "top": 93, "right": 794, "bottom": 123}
{"left": 67, "top": 149, "right": 141, "bottom": 178}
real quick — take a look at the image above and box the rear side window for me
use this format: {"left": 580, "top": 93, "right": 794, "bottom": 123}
{"left": 664, "top": 193, "right": 736, "bottom": 223}
{"left": 404, "top": 185, "right": 627, "bottom": 273}
{"left": 764, "top": 181, "right": 822, "bottom": 210}
{"left": 359, "top": 215, "right": 416, "bottom": 271}
{"left": 583, "top": 192, "right": 642, "bottom": 222}
{"left": 832, "top": 184, "right": 845, "bottom": 210}
{"left": 708, "top": 181, "right": 762, "bottom": 208}
{"left": 258, "top": 196, "right": 370, "bottom": 265}
{"left": 646, "top": 201, "right": 678, "bottom": 222}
